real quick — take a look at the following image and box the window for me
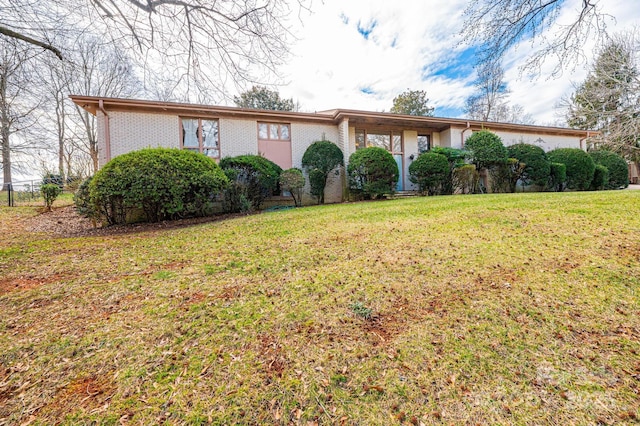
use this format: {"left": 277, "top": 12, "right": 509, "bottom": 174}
{"left": 417, "top": 135, "right": 431, "bottom": 153}
{"left": 355, "top": 129, "right": 403, "bottom": 155}
{"left": 180, "top": 118, "right": 219, "bottom": 159}
{"left": 258, "top": 122, "right": 290, "bottom": 141}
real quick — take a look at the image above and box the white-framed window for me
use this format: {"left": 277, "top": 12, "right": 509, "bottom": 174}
{"left": 180, "top": 117, "right": 220, "bottom": 159}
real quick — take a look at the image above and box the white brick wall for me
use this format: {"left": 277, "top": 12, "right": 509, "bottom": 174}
{"left": 491, "top": 131, "right": 582, "bottom": 152}
{"left": 291, "top": 122, "right": 339, "bottom": 169}
{"left": 107, "top": 112, "right": 178, "bottom": 163}
{"left": 219, "top": 118, "right": 258, "bottom": 158}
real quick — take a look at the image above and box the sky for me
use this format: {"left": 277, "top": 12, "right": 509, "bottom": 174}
{"left": 274, "top": 0, "right": 640, "bottom": 126}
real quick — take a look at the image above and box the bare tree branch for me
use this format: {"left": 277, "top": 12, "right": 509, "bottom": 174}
{"left": 0, "top": 25, "right": 62, "bottom": 59}
{"left": 461, "top": 0, "right": 612, "bottom": 76}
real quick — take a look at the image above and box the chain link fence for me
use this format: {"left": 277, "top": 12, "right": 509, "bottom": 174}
{"left": 1, "top": 180, "right": 44, "bottom": 207}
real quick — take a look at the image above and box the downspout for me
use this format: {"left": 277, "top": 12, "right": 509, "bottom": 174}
{"left": 98, "top": 99, "right": 111, "bottom": 163}
{"left": 579, "top": 131, "right": 590, "bottom": 151}
{"left": 460, "top": 121, "right": 471, "bottom": 147}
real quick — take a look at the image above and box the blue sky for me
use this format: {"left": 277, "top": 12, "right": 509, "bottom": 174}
{"left": 276, "top": 0, "right": 640, "bottom": 125}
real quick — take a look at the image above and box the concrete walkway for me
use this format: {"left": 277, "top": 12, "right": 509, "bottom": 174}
{"left": 627, "top": 184, "right": 640, "bottom": 190}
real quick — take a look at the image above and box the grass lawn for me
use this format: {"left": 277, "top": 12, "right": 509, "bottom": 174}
{"left": 1, "top": 191, "right": 639, "bottom": 425}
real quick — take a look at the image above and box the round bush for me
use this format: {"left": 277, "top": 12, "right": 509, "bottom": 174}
{"left": 408, "top": 152, "right": 449, "bottom": 195}
{"left": 464, "top": 130, "right": 508, "bottom": 171}
{"left": 91, "top": 148, "right": 228, "bottom": 224}
{"left": 506, "top": 143, "right": 551, "bottom": 187}
{"left": 590, "top": 164, "right": 609, "bottom": 191}
{"left": 547, "top": 148, "right": 595, "bottom": 191}
{"left": 347, "top": 147, "right": 398, "bottom": 199}
{"left": 589, "top": 150, "right": 629, "bottom": 189}
{"left": 302, "top": 140, "right": 344, "bottom": 204}
{"left": 219, "top": 155, "right": 282, "bottom": 210}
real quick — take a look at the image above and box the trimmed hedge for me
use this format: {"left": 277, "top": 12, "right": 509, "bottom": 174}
{"left": 408, "top": 152, "right": 449, "bottom": 195}
{"left": 90, "top": 148, "right": 228, "bottom": 224}
{"left": 590, "top": 165, "right": 609, "bottom": 191}
{"left": 431, "top": 147, "right": 466, "bottom": 195}
{"left": 464, "top": 130, "right": 508, "bottom": 171}
{"left": 549, "top": 162, "right": 567, "bottom": 192}
{"left": 589, "top": 150, "right": 629, "bottom": 189}
{"left": 347, "top": 147, "right": 398, "bottom": 199}
{"left": 547, "top": 148, "right": 595, "bottom": 191}
{"left": 219, "top": 155, "right": 282, "bottom": 211}
{"left": 506, "top": 143, "right": 551, "bottom": 187}
{"left": 301, "top": 140, "right": 344, "bottom": 204}
{"left": 453, "top": 164, "right": 479, "bottom": 194}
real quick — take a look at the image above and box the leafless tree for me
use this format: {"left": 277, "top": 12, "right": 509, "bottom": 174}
{"left": 1, "top": 0, "right": 309, "bottom": 101}
{"left": 461, "top": 0, "right": 611, "bottom": 77}
{"left": 565, "top": 32, "right": 640, "bottom": 162}
{"left": 0, "top": 38, "right": 44, "bottom": 188}
{"left": 66, "top": 37, "right": 141, "bottom": 172}
{"left": 465, "top": 62, "right": 535, "bottom": 124}
{"left": 34, "top": 35, "right": 141, "bottom": 178}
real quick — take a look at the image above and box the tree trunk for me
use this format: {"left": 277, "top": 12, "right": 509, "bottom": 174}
{"left": 0, "top": 73, "right": 11, "bottom": 190}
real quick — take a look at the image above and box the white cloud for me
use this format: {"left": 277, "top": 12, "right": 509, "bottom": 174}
{"left": 269, "top": 0, "right": 640, "bottom": 125}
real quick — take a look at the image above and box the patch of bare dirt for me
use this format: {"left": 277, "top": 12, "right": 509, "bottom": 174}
{"left": 38, "top": 375, "right": 116, "bottom": 420}
{"left": 0, "top": 273, "right": 71, "bottom": 294}
{"left": 24, "top": 205, "right": 255, "bottom": 238}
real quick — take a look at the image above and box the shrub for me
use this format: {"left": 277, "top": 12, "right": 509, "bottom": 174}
{"left": 506, "top": 143, "right": 551, "bottom": 187}
{"left": 548, "top": 162, "right": 567, "bottom": 192}
{"left": 347, "top": 147, "right": 398, "bottom": 199}
{"left": 589, "top": 150, "right": 629, "bottom": 189}
{"left": 91, "top": 148, "right": 228, "bottom": 224}
{"left": 431, "top": 147, "right": 466, "bottom": 194}
{"left": 590, "top": 164, "right": 609, "bottom": 191}
{"left": 453, "top": 164, "right": 479, "bottom": 194}
{"left": 464, "top": 130, "right": 508, "bottom": 172}
{"left": 301, "top": 140, "right": 344, "bottom": 204}
{"left": 547, "top": 148, "right": 595, "bottom": 191}
{"left": 42, "top": 173, "right": 64, "bottom": 188}
{"left": 74, "top": 176, "right": 96, "bottom": 219}
{"left": 221, "top": 169, "right": 251, "bottom": 213}
{"left": 280, "top": 168, "right": 305, "bottom": 207}
{"left": 490, "top": 158, "right": 525, "bottom": 193}
{"left": 408, "top": 152, "right": 449, "bottom": 195}
{"left": 219, "top": 155, "right": 282, "bottom": 210}
{"left": 41, "top": 184, "right": 62, "bottom": 211}
{"left": 308, "top": 169, "right": 325, "bottom": 204}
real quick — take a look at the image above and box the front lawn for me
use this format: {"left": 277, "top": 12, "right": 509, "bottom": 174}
{"left": 1, "top": 191, "right": 639, "bottom": 424}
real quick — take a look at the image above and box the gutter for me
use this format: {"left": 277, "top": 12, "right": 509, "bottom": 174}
{"left": 98, "top": 99, "right": 111, "bottom": 163}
